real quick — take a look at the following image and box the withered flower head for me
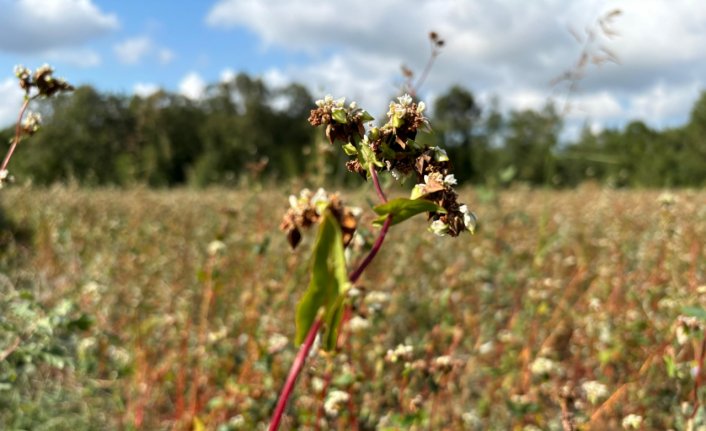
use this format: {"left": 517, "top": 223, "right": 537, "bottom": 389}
{"left": 307, "top": 93, "right": 477, "bottom": 239}
{"left": 14, "top": 64, "right": 74, "bottom": 98}
{"left": 308, "top": 95, "right": 373, "bottom": 145}
{"left": 280, "top": 188, "right": 359, "bottom": 249}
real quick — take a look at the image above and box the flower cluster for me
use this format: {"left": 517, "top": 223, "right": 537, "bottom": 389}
{"left": 279, "top": 188, "right": 359, "bottom": 249}
{"left": 15, "top": 64, "right": 74, "bottom": 98}
{"left": 308, "top": 94, "right": 477, "bottom": 237}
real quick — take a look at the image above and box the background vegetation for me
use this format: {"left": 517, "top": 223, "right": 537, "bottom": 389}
{"left": 2, "top": 73, "right": 705, "bottom": 189}
{"left": 0, "top": 185, "right": 704, "bottom": 429}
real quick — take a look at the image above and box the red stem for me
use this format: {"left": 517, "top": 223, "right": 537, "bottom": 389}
{"left": 1, "top": 97, "right": 30, "bottom": 173}
{"left": 269, "top": 166, "right": 392, "bottom": 430}
{"left": 269, "top": 318, "right": 324, "bottom": 431}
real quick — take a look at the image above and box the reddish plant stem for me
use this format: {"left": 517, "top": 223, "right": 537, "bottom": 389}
{"left": 1, "top": 97, "right": 30, "bottom": 173}
{"left": 269, "top": 166, "right": 392, "bottom": 430}
{"left": 269, "top": 318, "right": 324, "bottom": 431}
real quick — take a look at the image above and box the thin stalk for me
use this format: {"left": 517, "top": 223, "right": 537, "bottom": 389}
{"left": 269, "top": 166, "right": 392, "bottom": 430}
{"left": 268, "top": 318, "right": 323, "bottom": 431}
{"left": 1, "top": 97, "right": 30, "bottom": 173}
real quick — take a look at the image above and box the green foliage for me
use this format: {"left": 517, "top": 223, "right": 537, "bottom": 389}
{"left": 372, "top": 198, "right": 446, "bottom": 226}
{"left": 1, "top": 186, "right": 703, "bottom": 429}
{"left": 295, "top": 210, "right": 350, "bottom": 350}
{"left": 4, "top": 78, "right": 706, "bottom": 188}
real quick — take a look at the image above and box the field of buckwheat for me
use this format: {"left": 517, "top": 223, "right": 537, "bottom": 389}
{"left": 1, "top": 184, "right": 705, "bottom": 430}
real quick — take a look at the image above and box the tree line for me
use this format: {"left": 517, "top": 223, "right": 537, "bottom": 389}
{"left": 2, "top": 72, "right": 705, "bottom": 188}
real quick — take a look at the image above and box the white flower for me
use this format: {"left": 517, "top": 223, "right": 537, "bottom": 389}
{"left": 430, "top": 146, "right": 449, "bottom": 162}
{"left": 324, "top": 390, "right": 349, "bottom": 416}
{"left": 0, "top": 169, "right": 9, "bottom": 181}
{"left": 311, "top": 187, "right": 330, "bottom": 214}
{"left": 207, "top": 240, "right": 226, "bottom": 256}
{"left": 397, "top": 94, "right": 413, "bottom": 106}
{"left": 267, "top": 333, "right": 289, "bottom": 354}
{"left": 365, "top": 291, "right": 390, "bottom": 309}
{"left": 621, "top": 414, "right": 643, "bottom": 429}
{"left": 459, "top": 204, "right": 477, "bottom": 233}
{"left": 443, "top": 174, "right": 457, "bottom": 186}
{"left": 22, "top": 111, "right": 42, "bottom": 132}
{"left": 315, "top": 95, "right": 345, "bottom": 108}
{"left": 416, "top": 101, "right": 426, "bottom": 114}
{"left": 385, "top": 344, "right": 413, "bottom": 363}
{"left": 348, "top": 315, "right": 370, "bottom": 333}
{"left": 429, "top": 219, "right": 449, "bottom": 236}
{"left": 582, "top": 380, "right": 609, "bottom": 404}
{"left": 227, "top": 415, "right": 245, "bottom": 428}
{"left": 530, "top": 357, "right": 557, "bottom": 376}
{"left": 434, "top": 355, "right": 453, "bottom": 368}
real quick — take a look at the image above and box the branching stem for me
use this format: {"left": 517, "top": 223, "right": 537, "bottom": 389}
{"left": 1, "top": 97, "right": 31, "bottom": 173}
{"left": 269, "top": 165, "right": 392, "bottom": 430}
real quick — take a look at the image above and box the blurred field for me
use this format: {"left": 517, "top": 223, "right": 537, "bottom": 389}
{"left": 0, "top": 185, "right": 705, "bottom": 430}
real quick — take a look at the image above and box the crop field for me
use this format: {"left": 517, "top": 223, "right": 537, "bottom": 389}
{"left": 0, "top": 185, "right": 705, "bottom": 430}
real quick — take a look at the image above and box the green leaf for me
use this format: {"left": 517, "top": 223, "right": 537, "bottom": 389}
{"left": 372, "top": 198, "right": 446, "bottom": 226}
{"left": 295, "top": 211, "right": 350, "bottom": 350}
{"left": 331, "top": 108, "right": 347, "bottom": 124}
{"left": 342, "top": 142, "right": 358, "bottom": 155}
{"left": 392, "top": 114, "right": 404, "bottom": 128}
{"left": 358, "top": 140, "right": 383, "bottom": 170}
{"left": 682, "top": 306, "right": 706, "bottom": 321}
{"left": 359, "top": 110, "right": 374, "bottom": 123}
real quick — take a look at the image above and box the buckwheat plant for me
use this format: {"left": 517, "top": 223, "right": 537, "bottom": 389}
{"left": 270, "top": 93, "right": 477, "bottom": 429}
{"left": 0, "top": 65, "right": 74, "bottom": 188}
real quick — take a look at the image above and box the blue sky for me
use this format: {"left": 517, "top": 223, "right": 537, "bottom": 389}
{"left": 2, "top": 0, "right": 706, "bottom": 138}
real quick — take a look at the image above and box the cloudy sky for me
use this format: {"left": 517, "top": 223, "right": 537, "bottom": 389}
{"left": 1, "top": 0, "right": 705, "bottom": 138}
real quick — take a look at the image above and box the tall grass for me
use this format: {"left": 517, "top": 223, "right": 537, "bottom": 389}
{"left": 1, "top": 185, "right": 704, "bottom": 429}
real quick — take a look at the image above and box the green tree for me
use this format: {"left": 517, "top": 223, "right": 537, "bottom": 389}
{"left": 502, "top": 103, "right": 561, "bottom": 185}
{"left": 431, "top": 86, "right": 483, "bottom": 182}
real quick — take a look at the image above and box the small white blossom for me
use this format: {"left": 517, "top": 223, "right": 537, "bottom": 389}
{"left": 621, "top": 414, "right": 643, "bottom": 429}
{"left": 676, "top": 325, "right": 689, "bottom": 345}
{"left": 429, "top": 219, "right": 449, "bottom": 236}
{"left": 227, "top": 415, "right": 245, "bottom": 428}
{"left": 207, "top": 240, "right": 226, "bottom": 256}
{"left": 443, "top": 174, "right": 457, "bottom": 186}
{"left": 22, "top": 111, "right": 42, "bottom": 133}
{"left": 0, "top": 169, "right": 13, "bottom": 188}
{"left": 365, "top": 291, "right": 390, "bottom": 309}
{"left": 459, "top": 204, "right": 477, "bottom": 233}
{"left": 430, "top": 146, "right": 449, "bottom": 162}
{"left": 416, "top": 101, "right": 426, "bottom": 114}
{"left": 385, "top": 344, "right": 414, "bottom": 363}
{"left": 323, "top": 390, "right": 349, "bottom": 416}
{"left": 479, "top": 341, "right": 494, "bottom": 354}
{"left": 530, "top": 357, "right": 557, "bottom": 376}
{"left": 397, "top": 94, "right": 413, "bottom": 106}
{"left": 582, "top": 380, "right": 609, "bottom": 404}
{"left": 267, "top": 333, "right": 289, "bottom": 354}
{"left": 311, "top": 187, "right": 330, "bottom": 214}
{"left": 348, "top": 315, "right": 370, "bottom": 333}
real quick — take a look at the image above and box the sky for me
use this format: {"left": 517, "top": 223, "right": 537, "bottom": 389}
{"left": 1, "top": 0, "right": 705, "bottom": 139}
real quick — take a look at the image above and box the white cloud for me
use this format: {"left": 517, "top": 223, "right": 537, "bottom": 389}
{"left": 133, "top": 82, "right": 160, "bottom": 98}
{"left": 44, "top": 48, "right": 101, "bottom": 68}
{"left": 114, "top": 37, "right": 153, "bottom": 65}
{"left": 626, "top": 81, "right": 702, "bottom": 128}
{"left": 179, "top": 72, "right": 206, "bottom": 100}
{"left": 0, "top": 0, "right": 118, "bottom": 53}
{"left": 206, "top": 0, "right": 706, "bottom": 130}
{"left": 158, "top": 48, "right": 175, "bottom": 65}
{"left": 0, "top": 77, "right": 26, "bottom": 128}
{"left": 219, "top": 68, "right": 236, "bottom": 83}
{"left": 565, "top": 91, "right": 623, "bottom": 120}
{"left": 114, "top": 36, "right": 175, "bottom": 66}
